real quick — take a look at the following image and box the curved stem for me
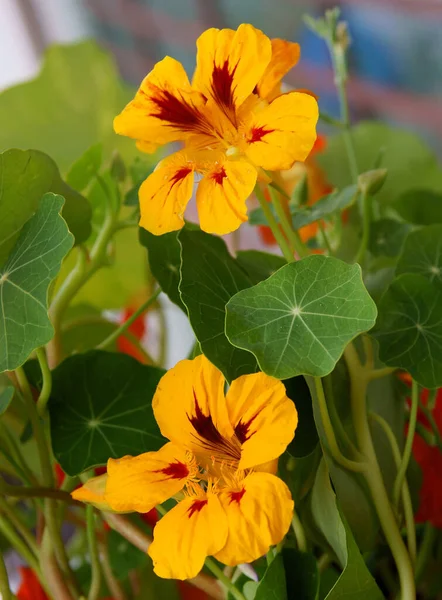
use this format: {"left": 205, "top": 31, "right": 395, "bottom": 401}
{"left": 87, "top": 506, "right": 102, "bottom": 600}
{"left": 369, "top": 412, "right": 416, "bottom": 565}
{"left": 393, "top": 379, "right": 419, "bottom": 509}
{"left": 268, "top": 186, "right": 307, "bottom": 258}
{"left": 36, "top": 348, "right": 52, "bottom": 416}
{"left": 0, "top": 496, "right": 39, "bottom": 557}
{"left": 0, "top": 551, "right": 13, "bottom": 600}
{"left": 0, "top": 508, "right": 41, "bottom": 576}
{"left": 369, "top": 366, "right": 396, "bottom": 381}
{"left": 96, "top": 288, "right": 161, "bottom": 351}
{"left": 314, "top": 376, "right": 366, "bottom": 472}
{"left": 205, "top": 558, "right": 246, "bottom": 600}
{"left": 415, "top": 523, "right": 436, "bottom": 584}
{"left": 291, "top": 511, "right": 307, "bottom": 552}
{"left": 355, "top": 188, "right": 371, "bottom": 265}
{"left": 344, "top": 344, "right": 415, "bottom": 600}
{"left": 254, "top": 184, "right": 293, "bottom": 263}
{"left": 99, "top": 539, "right": 127, "bottom": 600}
{"left": 0, "top": 483, "right": 76, "bottom": 503}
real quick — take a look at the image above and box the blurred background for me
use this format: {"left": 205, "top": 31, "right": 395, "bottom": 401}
{"left": 1, "top": 0, "right": 442, "bottom": 153}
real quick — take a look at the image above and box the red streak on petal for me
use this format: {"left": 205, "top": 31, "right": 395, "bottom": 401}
{"left": 235, "top": 414, "right": 258, "bottom": 444}
{"left": 229, "top": 488, "right": 246, "bottom": 504}
{"left": 211, "top": 167, "right": 227, "bottom": 185}
{"left": 187, "top": 499, "right": 208, "bottom": 518}
{"left": 171, "top": 167, "right": 192, "bottom": 186}
{"left": 212, "top": 60, "right": 237, "bottom": 109}
{"left": 249, "top": 126, "right": 274, "bottom": 144}
{"left": 156, "top": 461, "right": 189, "bottom": 480}
{"left": 150, "top": 89, "right": 203, "bottom": 131}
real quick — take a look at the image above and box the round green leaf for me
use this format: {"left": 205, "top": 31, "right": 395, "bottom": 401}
{"left": 0, "top": 193, "right": 74, "bottom": 372}
{"left": 396, "top": 224, "right": 442, "bottom": 288}
{"left": 374, "top": 273, "right": 442, "bottom": 388}
{"left": 255, "top": 555, "right": 287, "bottom": 600}
{"left": 393, "top": 190, "right": 442, "bottom": 226}
{"left": 284, "top": 376, "right": 318, "bottom": 458}
{"left": 282, "top": 549, "right": 319, "bottom": 600}
{"left": 368, "top": 219, "right": 411, "bottom": 258}
{"left": 49, "top": 351, "right": 165, "bottom": 475}
{"left": 235, "top": 250, "right": 285, "bottom": 285}
{"left": 66, "top": 143, "right": 103, "bottom": 192}
{"left": 226, "top": 255, "right": 377, "bottom": 379}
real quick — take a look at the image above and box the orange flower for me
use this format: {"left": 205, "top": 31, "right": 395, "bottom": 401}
{"left": 114, "top": 24, "right": 318, "bottom": 236}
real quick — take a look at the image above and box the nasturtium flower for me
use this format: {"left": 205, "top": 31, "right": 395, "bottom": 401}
{"left": 114, "top": 24, "right": 318, "bottom": 236}
{"left": 73, "top": 355, "right": 298, "bottom": 579}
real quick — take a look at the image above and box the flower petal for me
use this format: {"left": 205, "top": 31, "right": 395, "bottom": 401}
{"left": 214, "top": 472, "right": 293, "bottom": 566}
{"left": 243, "top": 91, "right": 319, "bottom": 171}
{"left": 193, "top": 24, "right": 271, "bottom": 113}
{"left": 71, "top": 473, "right": 116, "bottom": 511}
{"left": 153, "top": 355, "right": 234, "bottom": 463}
{"left": 257, "top": 39, "right": 300, "bottom": 101}
{"left": 114, "top": 56, "right": 208, "bottom": 147}
{"left": 138, "top": 152, "right": 195, "bottom": 235}
{"left": 104, "top": 443, "right": 192, "bottom": 513}
{"left": 226, "top": 371, "right": 297, "bottom": 470}
{"left": 196, "top": 159, "right": 257, "bottom": 235}
{"left": 148, "top": 493, "right": 228, "bottom": 579}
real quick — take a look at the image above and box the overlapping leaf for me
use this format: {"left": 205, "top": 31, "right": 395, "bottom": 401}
{"left": 369, "top": 219, "right": 411, "bottom": 258}
{"left": 374, "top": 274, "right": 442, "bottom": 388}
{"left": 0, "top": 194, "right": 74, "bottom": 372}
{"left": 291, "top": 185, "right": 358, "bottom": 230}
{"left": 49, "top": 351, "right": 165, "bottom": 475}
{"left": 235, "top": 250, "right": 285, "bottom": 285}
{"left": 254, "top": 555, "right": 287, "bottom": 600}
{"left": 226, "top": 255, "right": 377, "bottom": 379}
{"left": 393, "top": 190, "right": 442, "bottom": 226}
{"left": 396, "top": 224, "right": 442, "bottom": 288}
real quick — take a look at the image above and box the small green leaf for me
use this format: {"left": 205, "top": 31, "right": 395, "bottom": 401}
{"left": 235, "top": 250, "right": 285, "bottom": 285}
{"left": 179, "top": 228, "right": 257, "bottom": 382}
{"left": 255, "top": 555, "right": 287, "bottom": 600}
{"left": 49, "top": 351, "right": 165, "bottom": 475}
{"left": 66, "top": 143, "right": 103, "bottom": 192}
{"left": 139, "top": 229, "right": 185, "bottom": 311}
{"left": 125, "top": 158, "right": 155, "bottom": 206}
{"left": 226, "top": 255, "right": 377, "bottom": 379}
{"left": 374, "top": 274, "right": 442, "bottom": 388}
{"left": 396, "top": 224, "right": 442, "bottom": 288}
{"left": 0, "top": 149, "right": 90, "bottom": 263}
{"left": 282, "top": 549, "right": 319, "bottom": 600}
{"left": 311, "top": 460, "right": 384, "bottom": 600}
{"left": 0, "top": 387, "right": 14, "bottom": 416}
{"left": 0, "top": 193, "right": 74, "bottom": 372}
{"left": 291, "top": 185, "right": 358, "bottom": 230}
{"left": 393, "top": 190, "right": 442, "bottom": 226}
{"left": 368, "top": 219, "right": 411, "bottom": 258}
{"left": 285, "top": 376, "right": 318, "bottom": 458}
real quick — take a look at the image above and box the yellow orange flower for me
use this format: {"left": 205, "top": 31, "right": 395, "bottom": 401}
{"left": 73, "top": 355, "right": 297, "bottom": 579}
{"left": 114, "top": 24, "right": 318, "bottom": 236}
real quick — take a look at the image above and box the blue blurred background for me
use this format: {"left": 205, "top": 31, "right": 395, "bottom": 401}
{"left": 2, "top": 0, "right": 441, "bottom": 152}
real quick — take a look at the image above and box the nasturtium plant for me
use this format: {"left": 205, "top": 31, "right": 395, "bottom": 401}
{"left": 1, "top": 9, "right": 442, "bottom": 600}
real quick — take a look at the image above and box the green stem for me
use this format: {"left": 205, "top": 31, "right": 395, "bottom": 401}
{"left": 318, "top": 222, "right": 333, "bottom": 255}
{"left": 254, "top": 184, "right": 293, "bottom": 263}
{"left": 415, "top": 523, "right": 436, "bottom": 584}
{"left": 369, "top": 366, "right": 396, "bottom": 381}
{"left": 96, "top": 288, "right": 161, "bottom": 351}
{"left": 41, "top": 528, "right": 74, "bottom": 600}
{"left": 344, "top": 344, "right": 415, "bottom": 600}
{"left": 393, "top": 379, "right": 419, "bottom": 509}
{"left": 99, "top": 539, "right": 128, "bottom": 600}
{"left": 36, "top": 348, "right": 52, "bottom": 416}
{"left": 418, "top": 398, "right": 442, "bottom": 453}
{"left": 355, "top": 188, "right": 371, "bottom": 265}
{"left": 0, "top": 424, "right": 40, "bottom": 486}
{"left": 0, "top": 551, "right": 12, "bottom": 600}
{"left": 0, "top": 482, "right": 75, "bottom": 503}
{"left": 319, "top": 111, "right": 345, "bottom": 128}
{"left": 0, "top": 508, "right": 41, "bottom": 575}
{"left": 0, "top": 496, "right": 39, "bottom": 557}
{"left": 268, "top": 185, "right": 307, "bottom": 258}
{"left": 324, "top": 376, "right": 362, "bottom": 459}
{"left": 87, "top": 506, "right": 102, "bottom": 600}
{"left": 369, "top": 412, "right": 416, "bottom": 565}
{"left": 205, "top": 558, "right": 246, "bottom": 600}
{"left": 314, "top": 376, "right": 366, "bottom": 472}
{"left": 291, "top": 511, "right": 307, "bottom": 552}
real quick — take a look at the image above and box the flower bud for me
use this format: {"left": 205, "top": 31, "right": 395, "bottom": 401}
{"left": 358, "top": 169, "right": 388, "bottom": 196}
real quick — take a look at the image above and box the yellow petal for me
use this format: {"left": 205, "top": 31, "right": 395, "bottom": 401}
{"left": 257, "top": 39, "right": 300, "bottom": 101}
{"left": 138, "top": 151, "right": 195, "bottom": 235}
{"left": 243, "top": 91, "right": 319, "bottom": 171}
{"left": 193, "top": 24, "right": 271, "bottom": 113}
{"left": 152, "top": 355, "right": 235, "bottom": 463}
{"left": 114, "top": 56, "right": 208, "bottom": 147}
{"left": 71, "top": 474, "right": 116, "bottom": 512}
{"left": 214, "top": 472, "right": 293, "bottom": 566}
{"left": 104, "top": 443, "right": 192, "bottom": 513}
{"left": 136, "top": 140, "right": 159, "bottom": 154}
{"left": 226, "top": 372, "right": 297, "bottom": 470}
{"left": 196, "top": 159, "right": 257, "bottom": 235}
{"left": 148, "top": 493, "right": 228, "bottom": 579}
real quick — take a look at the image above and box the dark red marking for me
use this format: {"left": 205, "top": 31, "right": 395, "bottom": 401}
{"left": 229, "top": 488, "right": 246, "bottom": 504}
{"left": 156, "top": 461, "right": 189, "bottom": 479}
{"left": 211, "top": 167, "right": 227, "bottom": 185}
{"left": 212, "top": 60, "right": 237, "bottom": 109}
{"left": 248, "top": 126, "right": 274, "bottom": 144}
{"left": 151, "top": 89, "right": 204, "bottom": 132}
{"left": 234, "top": 414, "right": 258, "bottom": 444}
{"left": 187, "top": 499, "right": 208, "bottom": 518}
{"left": 170, "top": 167, "right": 192, "bottom": 186}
